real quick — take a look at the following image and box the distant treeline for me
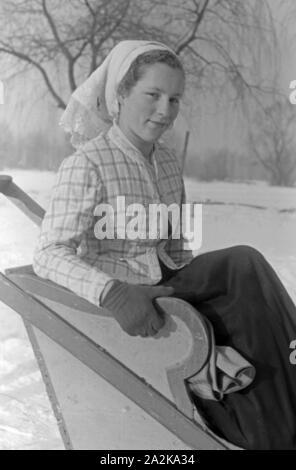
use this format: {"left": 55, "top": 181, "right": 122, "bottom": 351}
{"left": 1, "top": 125, "right": 72, "bottom": 171}
{"left": 184, "top": 148, "right": 269, "bottom": 183}
{"left": 0, "top": 124, "right": 291, "bottom": 186}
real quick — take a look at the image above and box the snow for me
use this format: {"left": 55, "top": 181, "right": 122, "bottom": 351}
{"left": 0, "top": 169, "right": 296, "bottom": 450}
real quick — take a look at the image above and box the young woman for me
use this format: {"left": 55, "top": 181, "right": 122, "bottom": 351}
{"left": 33, "top": 40, "right": 296, "bottom": 449}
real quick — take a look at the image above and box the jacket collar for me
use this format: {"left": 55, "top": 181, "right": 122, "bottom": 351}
{"left": 108, "top": 121, "right": 156, "bottom": 167}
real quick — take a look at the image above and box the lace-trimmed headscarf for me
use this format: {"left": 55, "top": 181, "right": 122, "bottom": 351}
{"left": 59, "top": 40, "right": 177, "bottom": 148}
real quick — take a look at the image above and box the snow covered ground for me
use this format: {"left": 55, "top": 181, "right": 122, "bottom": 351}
{"left": 0, "top": 169, "right": 296, "bottom": 450}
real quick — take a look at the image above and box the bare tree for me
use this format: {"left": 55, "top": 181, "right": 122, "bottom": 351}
{"left": 0, "top": 0, "right": 287, "bottom": 110}
{"left": 248, "top": 97, "right": 296, "bottom": 187}
{"left": 0, "top": 121, "right": 14, "bottom": 169}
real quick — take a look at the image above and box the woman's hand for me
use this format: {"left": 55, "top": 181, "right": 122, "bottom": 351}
{"left": 100, "top": 280, "right": 175, "bottom": 337}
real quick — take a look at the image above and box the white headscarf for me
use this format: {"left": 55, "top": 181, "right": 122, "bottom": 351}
{"left": 60, "top": 40, "right": 177, "bottom": 148}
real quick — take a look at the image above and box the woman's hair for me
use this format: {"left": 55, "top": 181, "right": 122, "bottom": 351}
{"left": 117, "top": 49, "right": 185, "bottom": 97}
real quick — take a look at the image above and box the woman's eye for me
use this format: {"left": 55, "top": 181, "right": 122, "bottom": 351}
{"left": 147, "top": 92, "right": 159, "bottom": 99}
{"left": 170, "top": 97, "right": 180, "bottom": 105}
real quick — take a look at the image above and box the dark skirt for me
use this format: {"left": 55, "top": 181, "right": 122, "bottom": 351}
{"left": 159, "top": 246, "right": 296, "bottom": 449}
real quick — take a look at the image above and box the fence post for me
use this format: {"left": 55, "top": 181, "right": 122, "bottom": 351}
{"left": 181, "top": 131, "right": 190, "bottom": 173}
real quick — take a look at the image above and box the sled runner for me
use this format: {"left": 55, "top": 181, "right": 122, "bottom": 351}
{"left": 0, "top": 174, "right": 236, "bottom": 450}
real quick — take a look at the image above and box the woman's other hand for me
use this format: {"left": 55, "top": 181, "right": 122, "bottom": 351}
{"left": 100, "top": 280, "right": 175, "bottom": 337}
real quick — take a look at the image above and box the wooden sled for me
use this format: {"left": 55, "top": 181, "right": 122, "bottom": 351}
{"left": 0, "top": 174, "right": 237, "bottom": 450}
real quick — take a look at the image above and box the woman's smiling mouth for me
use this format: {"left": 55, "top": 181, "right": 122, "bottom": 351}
{"left": 148, "top": 120, "right": 168, "bottom": 127}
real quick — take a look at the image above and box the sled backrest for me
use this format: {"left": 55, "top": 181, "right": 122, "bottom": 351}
{"left": 0, "top": 174, "right": 45, "bottom": 226}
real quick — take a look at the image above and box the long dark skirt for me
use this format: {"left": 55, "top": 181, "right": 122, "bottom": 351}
{"left": 159, "top": 246, "right": 296, "bottom": 449}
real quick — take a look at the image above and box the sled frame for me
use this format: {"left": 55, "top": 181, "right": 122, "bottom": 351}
{"left": 0, "top": 174, "right": 227, "bottom": 450}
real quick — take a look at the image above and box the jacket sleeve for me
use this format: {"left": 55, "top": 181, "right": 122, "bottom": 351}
{"left": 32, "top": 152, "right": 114, "bottom": 307}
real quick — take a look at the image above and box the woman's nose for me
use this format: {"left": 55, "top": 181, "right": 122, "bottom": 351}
{"left": 156, "top": 97, "right": 170, "bottom": 118}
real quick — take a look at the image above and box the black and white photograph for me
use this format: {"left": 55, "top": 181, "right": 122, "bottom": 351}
{"left": 0, "top": 0, "right": 296, "bottom": 452}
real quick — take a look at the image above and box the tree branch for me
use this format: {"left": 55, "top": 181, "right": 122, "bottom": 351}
{"left": 0, "top": 45, "right": 66, "bottom": 109}
{"left": 175, "top": 0, "right": 211, "bottom": 55}
{"left": 41, "top": 0, "right": 76, "bottom": 90}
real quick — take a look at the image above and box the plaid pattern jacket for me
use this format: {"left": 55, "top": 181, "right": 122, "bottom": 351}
{"left": 33, "top": 123, "right": 194, "bottom": 307}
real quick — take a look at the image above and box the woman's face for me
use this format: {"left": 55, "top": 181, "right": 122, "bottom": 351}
{"left": 118, "top": 62, "right": 185, "bottom": 158}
